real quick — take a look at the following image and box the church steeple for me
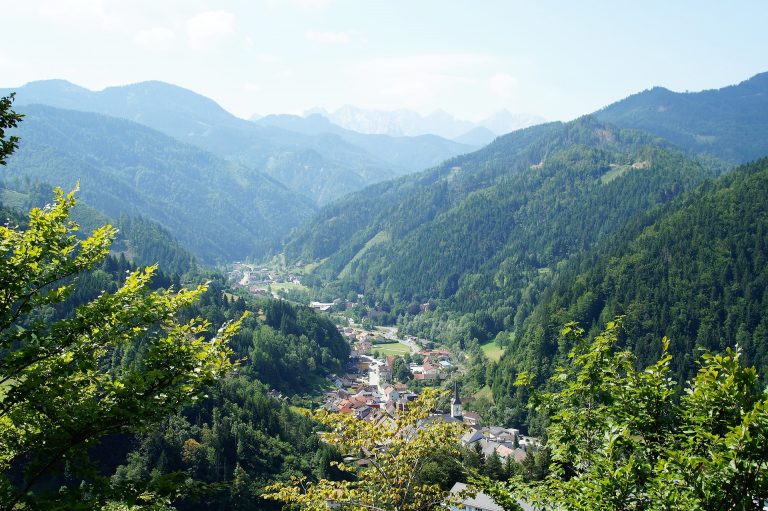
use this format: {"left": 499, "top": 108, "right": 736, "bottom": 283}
{"left": 451, "top": 381, "right": 462, "bottom": 419}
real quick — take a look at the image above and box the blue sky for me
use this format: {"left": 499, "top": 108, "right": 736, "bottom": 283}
{"left": 1, "top": 0, "right": 766, "bottom": 121}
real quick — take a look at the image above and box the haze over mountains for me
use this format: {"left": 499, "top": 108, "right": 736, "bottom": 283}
{"left": 2, "top": 71, "right": 768, "bottom": 277}
{"left": 3, "top": 62, "right": 768, "bottom": 511}
{"left": 304, "top": 105, "right": 545, "bottom": 143}
{"left": 280, "top": 71, "right": 768, "bottom": 422}
{"left": 0, "top": 79, "right": 475, "bottom": 205}
{"left": 2, "top": 103, "right": 314, "bottom": 263}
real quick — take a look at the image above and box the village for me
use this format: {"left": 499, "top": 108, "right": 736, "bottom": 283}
{"left": 227, "top": 261, "right": 540, "bottom": 470}
{"left": 227, "top": 262, "right": 303, "bottom": 298}
{"left": 324, "top": 325, "right": 540, "bottom": 467}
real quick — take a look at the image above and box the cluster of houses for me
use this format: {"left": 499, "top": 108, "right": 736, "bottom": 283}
{"left": 461, "top": 425, "right": 539, "bottom": 464}
{"left": 340, "top": 328, "right": 454, "bottom": 382}
{"left": 324, "top": 351, "right": 418, "bottom": 422}
{"left": 411, "top": 348, "right": 454, "bottom": 381}
{"left": 448, "top": 482, "right": 534, "bottom": 511}
{"left": 227, "top": 263, "right": 301, "bottom": 296}
{"left": 323, "top": 382, "right": 417, "bottom": 422}
{"left": 324, "top": 360, "right": 540, "bottom": 467}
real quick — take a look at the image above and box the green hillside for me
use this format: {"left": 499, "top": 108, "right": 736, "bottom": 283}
{"left": 4, "top": 104, "right": 315, "bottom": 263}
{"left": 595, "top": 71, "right": 768, "bottom": 163}
{"left": 486, "top": 157, "right": 768, "bottom": 423}
{"left": 1, "top": 80, "right": 472, "bottom": 204}
{"left": 287, "top": 117, "right": 721, "bottom": 329}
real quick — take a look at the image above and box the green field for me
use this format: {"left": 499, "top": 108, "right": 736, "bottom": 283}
{"left": 481, "top": 341, "right": 505, "bottom": 362}
{"left": 372, "top": 342, "right": 411, "bottom": 356}
{"left": 475, "top": 384, "right": 494, "bottom": 402}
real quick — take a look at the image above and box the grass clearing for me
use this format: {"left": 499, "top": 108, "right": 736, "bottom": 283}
{"left": 475, "top": 385, "right": 494, "bottom": 402}
{"left": 481, "top": 341, "right": 505, "bottom": 362}
{"left": 339, "top": 231, "right": 390, "bottom": 279}
{"left": 372, "top": 342, "right": 411, "bottom": 356}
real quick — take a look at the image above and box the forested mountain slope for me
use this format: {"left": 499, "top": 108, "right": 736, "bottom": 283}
{"left": 284, "top": 121, "right": 562, "bottom": 263}
{"left": 489, "top": 157, "right": 768, "bottom": 412}
{"left": 0, "top": 182, "right": 197, "bottom": 275}
{"left": 3, "top": 104, "right": 314, "bottom": 263}
{"left": 0, "top": 152, "right": 350, "bottom": 508}
{"left": 1, "top": 80, "right": 472, "bottom": 204}
{"left": 287, "top": 117, "right": 721, "bottom": 328}
{"left": 595, "top": 71, "right": 768, "bottom": 163}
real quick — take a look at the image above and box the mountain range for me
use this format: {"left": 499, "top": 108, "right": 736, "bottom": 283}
{"left": 304, "top": 105, "right": 545, "bottom": 142}
{"left": 287, "top": 71, "right": 768, "bottom": 303}
{"left": 595, "top": 71, "right": 768, "bottom": 163}
{"left": 1, "top": 104, "right": 313, "bottom": 264}
{"left": 486, "top": 156, "right": 768, "bottom": 424}
{"left": 3, "top": 71, "right": 768, "bottom": 312}
{"left": 283, "top": 72, "right": 768, "bottom": 413}
{"left": 0, "top": 80, "right": 474, "bottom": 205}
{"left": 284, "top": 117, "right": 720, "bottom": 304}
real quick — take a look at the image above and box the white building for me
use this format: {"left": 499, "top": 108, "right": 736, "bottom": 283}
{"left": 449, "top": 482, "right": 534, "bottom": 511}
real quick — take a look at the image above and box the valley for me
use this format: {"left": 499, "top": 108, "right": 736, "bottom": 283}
{"left": 2, "top": 18, "right": 768, "bottom": 508}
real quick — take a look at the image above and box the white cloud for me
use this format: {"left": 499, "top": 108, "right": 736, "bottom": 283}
{"left": 305, "top": 30, "right": 349, "bottom": 44}
{"left": 134, "top": 27, "right": 175, "bottom": 51}
{"left": 488, "top": 73, "right": 518, "bottom": 98}
{"left": 186, "top": 10, "right": 236, "bottom": 50}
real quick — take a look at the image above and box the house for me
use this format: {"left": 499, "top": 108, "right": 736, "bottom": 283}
{"left": 356, "top": 341, "right": 372, "bottom": 355}
{"left": 421, "top": 360, "right": 441, "bottom": 379}
{"left": 496, "top": 445, "right": 515, "bottom": 459}
{"left": 414, "top": 372, "right": 439, "bottom": 381}
{"left": 461, "top": 429, "right": 485, "bottom": 445}
{"left": 354, "top": 405, "right": 372, "bottom": 419}
{"left": 448, "top": 482, "right": 534, "bottom": 511}
{"left": 382, "top": 385, "right": 400, "bottom": 403}
{"left": 463, "top": 411, "right": 481, "bottom": 426}
{"left": 309, "top": 301, "right": 334, "bottom": 312}
{"left": 369, "top": 361, "right": 392, "bottom": 388}
{"left": 512, "top": 448, "right": 528, "bottom": 463}
{"left": 448, "top": 482, "right": 503, "bottom": 511}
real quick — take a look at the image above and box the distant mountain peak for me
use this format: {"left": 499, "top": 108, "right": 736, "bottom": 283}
{"left": 22, "top": 78, "right": 87, "bottom": 90}
{"left": 595, "top": 69, "right": 768, "bottom": 162}
{"left": 303, "top": 105, "right": 544, "bottom": 140}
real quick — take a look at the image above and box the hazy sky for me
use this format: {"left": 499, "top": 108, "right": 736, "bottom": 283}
{"left": 1, "top": 0, "right": 766, "bottom": 121}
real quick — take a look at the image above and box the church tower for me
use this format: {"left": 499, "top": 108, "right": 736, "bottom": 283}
{"left": 451, "top": 381, "right": 462, "bottom": 419}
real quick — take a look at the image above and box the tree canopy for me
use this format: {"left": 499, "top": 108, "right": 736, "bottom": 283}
{"left": 477, "top": 321, "right": 768, "bottom": 510}
{"left": 0, "top": 94, "right": 243, "bottom": 510}
{"left": 265, "top": 389, "right": 464, "bottom": 511}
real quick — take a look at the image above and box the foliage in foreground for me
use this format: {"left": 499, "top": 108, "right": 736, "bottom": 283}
{"left": 478, "top": 321, "right": 768, "bottom": 510}
{"left": 0, "top": 189, "right": 243, "bottom": 510}
{"left": 0, "top": 95, "right": 244, "bottom": 509}
{"left": 265, "top": 388, "right": 465, "bottom": 511}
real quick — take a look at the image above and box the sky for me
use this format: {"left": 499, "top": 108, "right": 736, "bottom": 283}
{"left": 1, "top": 0, "right": 766, "bottom": 122}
